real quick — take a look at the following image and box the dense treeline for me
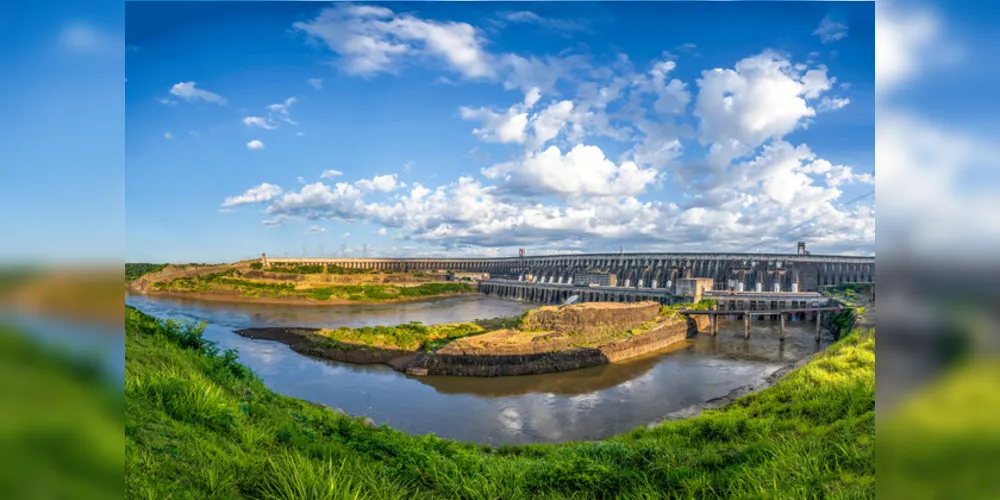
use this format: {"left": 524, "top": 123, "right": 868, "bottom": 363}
{"left": 125, "top": 263, "right": 167, "bottom": 281}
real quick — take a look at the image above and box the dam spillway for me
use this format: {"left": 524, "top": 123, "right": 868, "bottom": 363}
{"left": 251, "top": 252, "right": 874, "bottom": 292}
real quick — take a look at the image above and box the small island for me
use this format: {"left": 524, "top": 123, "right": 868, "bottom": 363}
{"left": 125, "top": 261, "right": 477, "bottom": 305}
{"left": 235, "top": 301, "right": 714, "bottom": 377}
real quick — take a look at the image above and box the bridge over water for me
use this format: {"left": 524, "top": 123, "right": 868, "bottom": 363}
{"left": 252, "top": 251, "right": 874, "bottom": 293}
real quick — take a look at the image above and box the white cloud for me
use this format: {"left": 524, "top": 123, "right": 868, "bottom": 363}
{"left": 356, "top": 174, "right": 404, "bottom": 192}
{"left": 164, "top": 131, "right": 173, "bottom": 140}
{"left": 241, "top": 98, "right": 298, "bottom": 130}
{"left": 247, "top": 140, "right": 265, "bottom": 150}
{"left": 500, "top": 11, "right": 587, "bottom": 33}
{"left": 460, "top": 106, "right": 529, "bottom": 144}
{"left": 294, "top": 4, "right": 494, "bottom": 79}
{"left": 308, "top": 78, "right": 323, "bottom": 89}
{"left": 306, "top": 226, "right": 327, "bottom": 234}
{"left": 640, "top": 59, "right": 692, "bottom": 115}
{"left": 694, "top": 51, "right": 833, "bottom": 167}
{"left": 223, "top": 13, "right": 875, "bottom": 256}
{"left": 222, "top": 183, "right": 284, "bottom": 207}
{"left": 875, "top": 4, "right": 939, "bottom": 96}
{"left": 268, "top": 98, "right": 297, "bottom": 124}
{"left": 528, "top": 100, "right": 574, "bottom": 150}
{"left": 344, "top": 232, "right": 351, "bottom": 237}
{"left": 243, "top": 116, "right": 277, "bottom": 129}
{"left": 813, "top": 15, "right": 848, "bottom": 44}
{"left": 169, "top": 81, "right": 227, "bottom": 105}
{"left": 817, "top": 96, "right": 850, "bottom": 113}
{"left": 320, "top": 169, "right": 343, "bottom": 179}
{"left": 377, "top": 228, "right": 387, "bottom": 235}
{"left": 483, "top": 144, "right": 658, "bottom": 198}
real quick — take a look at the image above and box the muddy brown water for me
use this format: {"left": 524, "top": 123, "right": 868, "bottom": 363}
{"left": 125, "top": 293, "right": 833, "bottom": 445}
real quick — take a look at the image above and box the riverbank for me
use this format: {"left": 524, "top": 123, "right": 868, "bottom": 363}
{"left": 134, "top": 288, "right": 476, "bottom": 307}
{"left": 126, "top": 305, "right": 874, "bottom": 498}
{"left": 234, "top": 302, "right": 706, "bottom": 377}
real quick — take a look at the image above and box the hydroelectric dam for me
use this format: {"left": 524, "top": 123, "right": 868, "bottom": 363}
{"left": 249, "top": 251, "right": 874, "bottom": 294}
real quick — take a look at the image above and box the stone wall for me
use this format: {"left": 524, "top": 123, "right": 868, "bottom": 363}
{"left": 405, "top": 315, "right": 691, "bottom": 377}
{"left": 519, "top": 301, "right": 662, "bottom": 334}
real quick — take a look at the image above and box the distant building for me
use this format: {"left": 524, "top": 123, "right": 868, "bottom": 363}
{"left": 574, "top": 273, "right": 617, "bottom": 287}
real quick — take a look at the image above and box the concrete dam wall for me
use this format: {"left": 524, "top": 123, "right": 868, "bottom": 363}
{"left": 255, "top": 252, "right": 874, "bottom": 292}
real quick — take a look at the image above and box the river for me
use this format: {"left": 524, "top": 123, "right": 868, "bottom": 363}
{"left": 125, "top": 293, "right": 832, "bottom": 445}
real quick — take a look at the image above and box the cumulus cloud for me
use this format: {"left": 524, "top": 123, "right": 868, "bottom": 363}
{"left": 169, "top": 81, "right": 227, "bottom": 105}
{"left": 294, "top": 4, "right": 494, "bottom": 79}
{"left": 459, "top": 88, "right": 543, "bottom": 144}
{"left": 221, "top": 9, "right": 876, "bottom": 255}
{"left": 247, "top": 140, "right": 265, "bottom": 150}
{"left": 320, "top": 169, "right": 344, "bottom": 179}
{"left": 222, "top": 183, "right": 284, "bottom": 207}
{"left": 356, "top": 174, "right": 405, "bottom": 192}
{"left": 483, "top": 144, "right": 659, "bottom": 198}
{"left": 694, "top": 51, "right": 833, "bottom": 168}
{"left": 377, "top": 228, "right": 388, "bottom": 235}
{"left": 813, "top": 15, "right": 848, "bottom": 44}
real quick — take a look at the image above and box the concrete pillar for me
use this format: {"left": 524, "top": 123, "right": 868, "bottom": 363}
{"left": 744, "top": 313, "right": 751, "bottom": 339}
{"left": 779, "top": 313, "right": 786, "bottom": 342}
{"left": 711, "top": 314, "right": 718, "bottom": 336}
{"left": 815, "top": 312, "right": 822, "bottom": 342}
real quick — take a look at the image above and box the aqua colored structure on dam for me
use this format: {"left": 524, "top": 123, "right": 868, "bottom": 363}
{"left": 249, "top": 249, "right": 874, "bottom": 293}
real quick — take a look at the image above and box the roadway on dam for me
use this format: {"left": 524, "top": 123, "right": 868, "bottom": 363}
{"left": 125, "top": 293, "right": 834, "bottom": 444}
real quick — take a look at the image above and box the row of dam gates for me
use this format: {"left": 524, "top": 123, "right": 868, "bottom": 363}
{"left": 253, "top": 252, "right": 874, "bottom": 292}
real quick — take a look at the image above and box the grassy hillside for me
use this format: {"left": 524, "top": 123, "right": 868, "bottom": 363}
{"left": 126, "top": 306, "right": 874, "bottom": 498}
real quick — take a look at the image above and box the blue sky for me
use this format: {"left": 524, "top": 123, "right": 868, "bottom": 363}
{"left": 124, "top": 1, "right": 874, "bottom": 263}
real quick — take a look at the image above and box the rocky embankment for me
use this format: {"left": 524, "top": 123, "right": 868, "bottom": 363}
{"left": 236, "top": 302, "right": 712, "bottom": 377}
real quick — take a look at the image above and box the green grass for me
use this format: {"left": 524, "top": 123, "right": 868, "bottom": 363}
{"left": 319, "top": 321, "right": 486, "bottom": 351}
{"left": 1, "top": 327, "right": 122, "bottom": 499}
{"left": 126, "top": 306, "right": 874, "bottom": 498}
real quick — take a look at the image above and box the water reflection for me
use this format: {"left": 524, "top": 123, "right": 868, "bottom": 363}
{"left": 125, "top": 293, "right": 831, "bottom": 444}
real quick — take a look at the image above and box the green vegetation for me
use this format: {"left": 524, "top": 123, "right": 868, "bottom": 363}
{"left": 821, "top": 283, "right": 872, "bottom": 307}
{"left": 127, "top": 305, "right": 874, "bottom": 498}
{"left": 321, "top": 321, "right": 485, "bottom": 351}
{"left": 660, "top": 298, "right": 718, "bottom": 318}
{"left": 264, "top": 263, "right": 369, "bottom": 275}
{"left": 1, "top": 326, "right": 122, "bottom": 498}
{"left": 154, "top": 273, "right": 474, "bottom": 302}
{"left": 125, "top": 263, "right": 167, "bottom": 281}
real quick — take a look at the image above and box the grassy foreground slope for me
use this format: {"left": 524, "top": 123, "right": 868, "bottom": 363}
{"left": 126, "top": 306, "right": 874, "bottom": 499}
